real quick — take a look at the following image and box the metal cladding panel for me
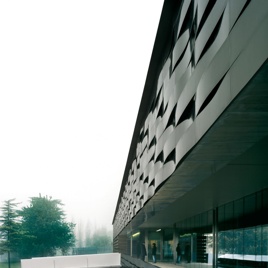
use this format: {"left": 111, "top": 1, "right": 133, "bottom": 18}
{"left": 113, "top": 0, "right": 268, "bottom": 238}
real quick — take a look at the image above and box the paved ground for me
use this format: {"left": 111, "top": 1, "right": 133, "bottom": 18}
{"left": 148, "top": 262, "right": 212, "bottom": 268}
{"left": 148, "top": 262, "right": 183, "bottom": 268}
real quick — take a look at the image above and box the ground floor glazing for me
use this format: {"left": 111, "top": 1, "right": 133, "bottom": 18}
{"left": 115, "top": 188, "right": 268, "bottom": 268}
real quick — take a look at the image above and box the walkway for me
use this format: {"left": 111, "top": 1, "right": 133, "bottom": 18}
{"left": 149, "top": 262, "right": 212, "bottom": 268}
{"left": 148, "top": 262, "right": 183, "bottom": 268}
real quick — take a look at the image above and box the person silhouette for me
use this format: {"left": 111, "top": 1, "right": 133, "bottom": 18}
{"left": 176, "top": 243, "right": 181, "bottom": 263}
{"left": 152, "top": 243, "right": 157, "bottom": 263}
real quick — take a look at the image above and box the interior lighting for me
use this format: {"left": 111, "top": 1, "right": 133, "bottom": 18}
{"left": 156, "top": 229, "right": 161, "bottom": 232}
{"left": 132, "top": 232, "right": 140, "bottom": 237}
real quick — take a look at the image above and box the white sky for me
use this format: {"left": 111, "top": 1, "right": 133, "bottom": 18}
{"left": 0, "top": 1, "right": 163, "bottom": 230}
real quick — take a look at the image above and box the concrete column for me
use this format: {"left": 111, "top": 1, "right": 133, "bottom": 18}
{"left": 213, "top": 208, "right": 218, "bottom": 268}
{"left": 145, "top": 230, "right": 148, "bottom": 262}
{"left": 160, "top": 230, "right": 164, "bottom": 261}
{"left": 130, "top": 235, "right": 133, "bottom": 257}
{"left": 173, "top": 224, "right": 178, "bottom": 263}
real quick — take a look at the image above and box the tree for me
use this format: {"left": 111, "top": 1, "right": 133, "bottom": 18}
{"left": 17, "top": 195, "right": 75, "bottom": 258}
{"left": 91, "top": 227, "right": 112, "bottom": 250}
{"left": 84, "top": 220, "right": 92, "bottom": 247}
{"left": 0, "top": 199, "right": 21, "bottom": 268}
{"left": 75, "top": 220, "right": 85, "bottom": 247}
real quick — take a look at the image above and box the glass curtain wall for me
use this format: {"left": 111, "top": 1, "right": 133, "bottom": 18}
{"left": 175, "top": 189, "right": 268, "bottom": 268}
{"left": 177, "top": 210, "right": 213, "bottom": 268}
{"left": 124, "top": 189, "right": 268, "bottom": 267}
{"left": 148, "top": 229, "right": 174, "bottom": 263}
{"left": 148, "top": 230, "right": 161, "bottom": 263}
{"left": 217, "top": 189, "right": 268, "bottom": 267}
{"left": 163, "top": 229, "right": 174, "bottom": 262}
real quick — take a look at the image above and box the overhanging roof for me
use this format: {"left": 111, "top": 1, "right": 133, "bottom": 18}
{"left": 120, "top": 59, "right": 268, "bottom": 232}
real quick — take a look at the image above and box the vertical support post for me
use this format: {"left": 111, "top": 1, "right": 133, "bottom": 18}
{"left": 160, "top": 230, "right": 164, "bottom": 261}
{"left": 130, "top": 234, "right": 133, "bottom": 257}
{"left": 190, "top": 234, "right": 194, "bottom": 263}
{"left": 145, "top": 229, "right": 148, "bottom": 262}
{"left": 213, "top": 208, "right": 218, "bottom": 268}
{"left": 173, "top": 224, "right": 178, "bottom": 263}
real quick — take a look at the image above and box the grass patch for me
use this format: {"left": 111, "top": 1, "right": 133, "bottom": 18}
{"left": 0, "top": 263, "right": 21, "bottom": 268}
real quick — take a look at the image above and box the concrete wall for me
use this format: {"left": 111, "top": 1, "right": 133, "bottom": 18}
{"left": 21, "top": 253, "right": 121, "bottom": 268}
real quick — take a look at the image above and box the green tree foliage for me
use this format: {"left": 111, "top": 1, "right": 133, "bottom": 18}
{"left": 17, "top": 195, "right": 75, "bottom": 258}
{"left": 84, "top": 221, "right": 91, "bottom": 247}
{"left": 91, "top": 227, "right": 112, "bottom": 249}
{"left": 0, "top": 199, "right": 21, "bottom": 268}
{"left": 218, "top": 225, "right": 268, "bottom": 255}
{"left": 74, "top": 223, "right": 112, "bottom": 253}
{"left": 76, "top": 220, "right": 85, "bottom": 247}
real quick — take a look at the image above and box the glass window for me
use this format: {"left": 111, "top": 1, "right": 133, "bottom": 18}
{"left": 218, "top": 190, "right": 268, "bottom": 267}
{"left": 163, "top": 229, "right": 174, "bottom": 261}
{"left": 148, "top": 230, "right": 161, "bottom": 262}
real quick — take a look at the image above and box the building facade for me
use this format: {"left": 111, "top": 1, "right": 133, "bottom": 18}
{"left": 113, "top": 1, "right": 268, "bottom": 267}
